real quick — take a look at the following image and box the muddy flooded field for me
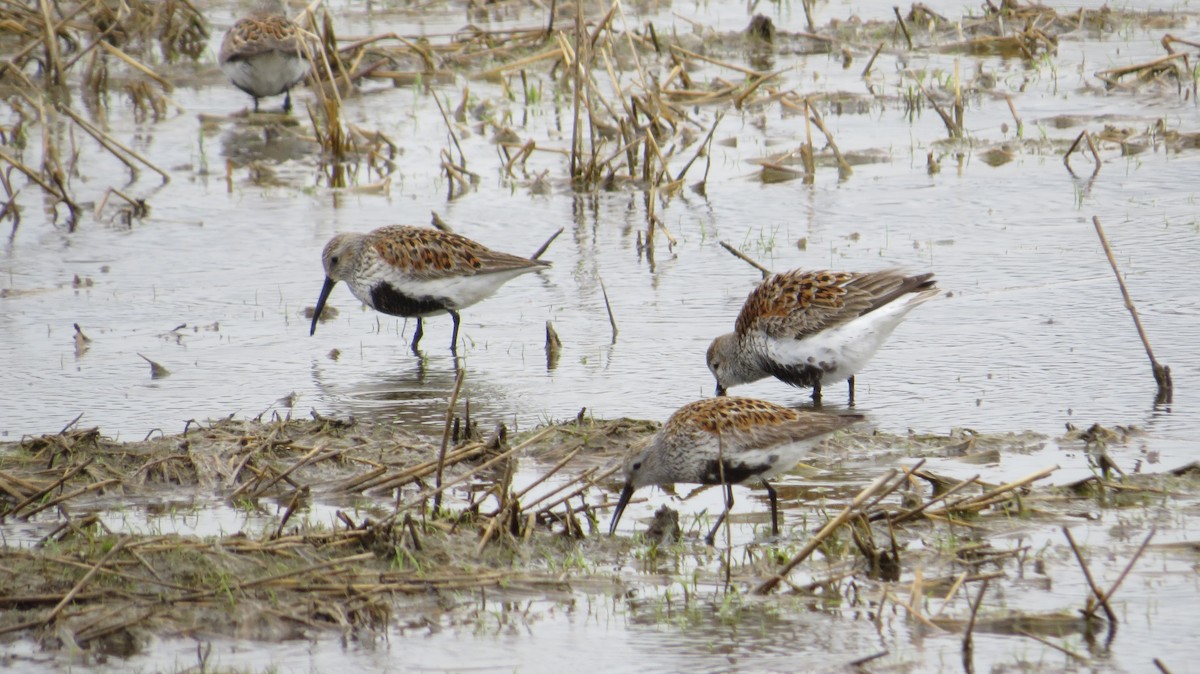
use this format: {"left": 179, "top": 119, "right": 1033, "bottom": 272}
{"left": 2, "top": 0, "right": 1200, "bottom": 672}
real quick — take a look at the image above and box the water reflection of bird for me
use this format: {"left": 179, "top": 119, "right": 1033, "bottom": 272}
{"left": 218, "top": 0, "right": 309, "bottom": 113}
{"left": 310, "top": 225, "right": 551, "bottom": 354}
{"left": 707, "top": 269, "right": 938, "bottom": 404}
{"left": 609, "top": 397, "right": 863, "bottom": 545}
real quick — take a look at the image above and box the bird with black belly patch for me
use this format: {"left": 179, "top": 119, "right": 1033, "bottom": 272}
{"left": 310, "top": 225, "right": 550, "bottom": 355}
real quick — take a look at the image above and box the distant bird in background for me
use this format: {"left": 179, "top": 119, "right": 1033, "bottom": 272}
{"left": 707, "top": 269, "right": 938, "bottom": 405}
{"left": 218, "top": 0, "right": 309, "bottom": 113}
{"left": 310, "top": 225, "right": 551, "bottom": 355}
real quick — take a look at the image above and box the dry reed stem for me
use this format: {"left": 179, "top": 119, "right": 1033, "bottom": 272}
{"left": 530, "top": 227, "right": 562, "bottom": 260}
{"left": 801, "top": 99, "right": 815, "bottom": 181}
{"left": 175, "top": 552, "right": 375, "bottom": 602}
{"left": 862, "top": 42, "right": 885, "bottom": 78}
{"left": 1063, "top": 130, "right": 1101, "bottom": 176}
{"left": 1095, "top": 52, "right": 1186, "bottom": 86}
{"left": 388, "top": 426, "right": 557, "bottom": 518}
{"left": 718, "top": 240, "right": 771, "bottom": 279}
{"left": 476, "top": 46, "right": 564, "bottom": 81}
{"left": 931, "top": 572, "right": 969, "bottom": 618}
{"left": 673, "top": 113, "right": 722, "bottom": 182}
{"left": 9, "top": 457, "right": 95, "bottom": 516}
{"left": 531, "top": 464, "right": 620, "bottom": 516}
{"left": 805, "top": 102, "right": 852, "bottom": 178}
{"left": 887, "top": 474, "right": 980, "bottom": 524}
{"left": 1062, "top": 526, "right": 1117, "bottom": 623}
{"left": 1091, "top": 216, "right": 1172, "bottom": 401}
{"left": 434, "top": 368, "right": 468, "bottom": 512}
{"left": 919, "top": 82, "right": 961, "bottom": 139}
{"left": 924, "top": 464, "right": 1057, "bottom": 517}
{"left": 249, "top": 446, "right": 340, "bottom": 499}
{"left": 525, "top": 465, "right": 597, "bottom": 513}
{"left": 432, "top": 91, "right": 467, "bottom": 167}
{"left": 97, "top": 41, "right": 173, "bottom": 91}
{"left": 1016, "top": 629, "right": 1090, "bottom": 662}
{"left": 894, "top": 6, "right": 914, "bottom": 49}
{"left": 37, "top": 0, "right": 62, "bottom": 86}
{"left": 884, "top": 588, "right": 944, "bottom": 630}
{"left": 962, "top": 579, "right": 988, "bottom": 654}
{"left": 46, "top": 537, "right": 129, "bottom": 623}
{"left": 1004, "top": 94, "right": 1023, "bottom": 136}
{"left": 56, "top": 104, "right": 171, "bottom": 183}
{"left": 21, "top": 479, "right": 121, "bottom": 520}
{"left": 733, "top": 70, "right": 784, "bottom": 109}
{"left": 506, "top": 448, "right": 583, "bottom": 506}
{"left": 599, "top": 277, "right": 618, "bottom": 343}
{"left": 670, "top": 44, "right": 767, "bottom": 78}
{"left": 754, "top": 469, "right": 903, "bottom": 595}
{"left": 1083, "top": 527, "right": 1155, "bottom": 620}
{"left": 353, "top": 443, "right": 485, "bottom": 493}
{"left": 0, "top": 147, "right": 67, "bottom": 201}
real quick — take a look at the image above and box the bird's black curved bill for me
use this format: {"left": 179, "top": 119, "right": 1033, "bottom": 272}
{"left": 310, "top": 276, "right": 336, "bottom": 336}
{"left": 608, "top": 482, "right": 636, "bottom": 535}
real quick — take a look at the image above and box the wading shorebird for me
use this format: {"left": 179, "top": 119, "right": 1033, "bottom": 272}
{"left": 218, "top": 0, "right": 309, "bottom": 113}
{"left": 309, "top": 225, "right": 550, "bottom": 354}
{"left": 608, "top": 397, "right": 863, "bottom": 545}
{"left": 706, "top": 269, "right": 938, "bottom": 405}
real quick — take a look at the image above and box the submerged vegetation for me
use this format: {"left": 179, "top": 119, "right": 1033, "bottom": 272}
{"left": 0, "top": 410, "right": 1195, "bottom": 671}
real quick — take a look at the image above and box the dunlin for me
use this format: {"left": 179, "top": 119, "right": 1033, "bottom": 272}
{"left": 218, "top": 0, "right": 308, "bottom": 113}
{"left": 707, "top": 269, "right": 938, "bottom": 404}
{"left": 309, "top": 225, "right": 550, "bottom": 354}
{"left": 609, "top": 397, "right": 863, "bottom": 545}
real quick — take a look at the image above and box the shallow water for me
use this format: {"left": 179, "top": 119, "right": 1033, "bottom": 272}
{"left": 3, "top": 0, "right": 1200, "bottom": 672}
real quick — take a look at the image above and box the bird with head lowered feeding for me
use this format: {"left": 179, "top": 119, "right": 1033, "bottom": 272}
{"left": 608, "top": 396, "right": 863, "bottom": 545}
{"left": 707, "top": 268, "right": 938, "bottom": 405}
{"left": 309, "top": 225, "right": 550, "bottom": 354}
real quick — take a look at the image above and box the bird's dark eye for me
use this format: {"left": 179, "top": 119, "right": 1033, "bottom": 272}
{"left": 631, "top": 461, "right": 642, "bottom": 470}
{"left": 330, "top": 255, "right": 340, "bottom": 266}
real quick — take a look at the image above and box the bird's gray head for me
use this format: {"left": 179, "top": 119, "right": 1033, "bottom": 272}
{"left": 621, "top": 442, "right": 662, "bottom": 489}
{"left": 608, "top": 437, "right": 661, "bottom": 535}
{"left": 320, "top": 232, "right": 365, "bottom": 283}
{"left": 311, "top": 233, "right": 366, "bottom": 336}
{"left": 706, "top": 333, "right": 758, "bottom": 396}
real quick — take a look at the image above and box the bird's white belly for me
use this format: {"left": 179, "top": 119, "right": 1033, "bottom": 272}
{"left": 347, "top": 265, "right": 535, "bottom": 315}
{"left": 222, "top": 51, "right": 307, "bottom": 97}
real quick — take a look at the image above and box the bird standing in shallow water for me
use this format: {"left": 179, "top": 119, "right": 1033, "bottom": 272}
{"left": 219, "top": 0, "right": 309, "bottom": 113}
{"left": 609, "top": 397, "right": 863, "bottom": 545}
{"left": 309, "top": 225, "right": 550, "bottom": 354}
{"left": 706, "top": 269, "right": 938, "bottom": 405}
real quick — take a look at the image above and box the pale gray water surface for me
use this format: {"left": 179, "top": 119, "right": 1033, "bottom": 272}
{"left": 3, "top": 0, "right": 1200, "bottom": 672}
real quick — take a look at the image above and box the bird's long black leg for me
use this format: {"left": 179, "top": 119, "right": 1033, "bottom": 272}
{"left": 253, "top": 97, "right": 260, "bottom": 113}
{"left": 811, "top": 381, "right": 823, "bottom": 407}
{"left": 764, "top": 480, "right": 779, "bottom": 536}
{"left": 411, "top": 318, "right": 424, "bottom": 355}
{"left": 847, "top": 375, "right": 856, "bottom": 407}
{"left": 448, "top": 310, "right": 462, "bottom": 354}
{"left": 704, "top": 483, "right": 736, "bottom": 546}
{"left": 283, "top": 89, "right": 292, "bottom": 113}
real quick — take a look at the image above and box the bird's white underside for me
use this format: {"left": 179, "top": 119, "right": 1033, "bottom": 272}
{"left": 221, "top": 51, "right": 307, "bottom": 98}
{"left": 756, "top": 289, "right": 936, "bottom": 384}
{"left": 346, "top": 260, "right": 541, "bottom": 315}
